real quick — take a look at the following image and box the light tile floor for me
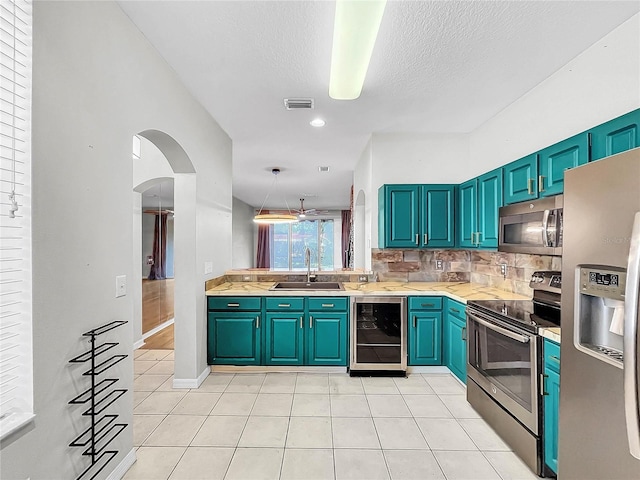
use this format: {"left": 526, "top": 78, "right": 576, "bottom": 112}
{"left": 126, "top": 349, "right": 538, "bottom": 480}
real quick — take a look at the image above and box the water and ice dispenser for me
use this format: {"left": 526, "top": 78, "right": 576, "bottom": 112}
{"left": 575, "top": 265, "right": 626, "bottom": 367}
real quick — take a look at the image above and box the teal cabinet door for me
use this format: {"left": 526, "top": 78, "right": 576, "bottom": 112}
{"left": 590, "top": 109, "right": 640, "bottom": 161}
{"left": 264, "top": 312, "right": 304, "bottom": 365}
{"left": 306, "top": 312, "right": 348, "bottom": 366}
{"left": 208, "top": 312, "right": 261, "bottom": 365}
{"left": 421, "top": 185, "right": 456, "bottom": 247}
{"left": 538, "top": 133, "right": 588, "bottom": 197}
{"left": 544, "top": 367, "right": 560, "bottom": 474}
{"left": 457, "top": 179, "right": 477, "bottom": 248}
{"left": 408, "top": 311, "right": 442, "bottom": 365}
{"left": 444, "top": 300, "right": 467, "bottom": 383}
{"left": 379, "top": 185, "right": 420, "bottom": 248}
{"left": 477, "top": 168, "right": 503, "bottom": 248}
{"left": 504, "top": 154, "right": 538, "bottom": 204}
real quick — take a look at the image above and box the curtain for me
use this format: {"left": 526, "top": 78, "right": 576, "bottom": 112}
{"left": 256, "top": 223, "right": 271, "bottom": 268}
{"left": 148, "top": 213, "right": 168, "bottom": 280}
{"left": 341, "top": 210, "right": 352, "bottom": 269}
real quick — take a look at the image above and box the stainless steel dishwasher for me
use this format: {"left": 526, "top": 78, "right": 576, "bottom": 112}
{"left": 350, "top": 296, "right": 407, "bottom": 375}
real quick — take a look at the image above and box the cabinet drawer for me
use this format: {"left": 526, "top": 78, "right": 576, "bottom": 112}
{"left": 446, "top": 299, "right": 466, "bottom": 320}
{"left": 408, "top": 296, "right": 442, "bottom": 311}
{"left": 544, "top": 339, "right": 561, "bottom": 373}
{"left": 265, "top": 297, "right": 305, "bottom": 311}
{"left": 308, "top": 297, "right": 348, "bottom": 312}
{"left": 208, "top": 296, "right": 261, "bottom": 311}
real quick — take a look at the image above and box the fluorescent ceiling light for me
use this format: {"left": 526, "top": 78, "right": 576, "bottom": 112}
{"left": 329, "top": 0, "right": 387, "bottom": 100}
{"left": 310, "top": 118, "right": 326, "bottom": 127}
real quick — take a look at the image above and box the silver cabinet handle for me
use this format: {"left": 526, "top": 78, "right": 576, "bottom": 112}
{"left": 540, "top": 373, "right": 549, "bottom": 396}
{"left": 227, "top": 303, "right": 240, "bottom": 308}
{"left": 624, "top": 211, "right": 640, "bottom": 459}
{"left": 415, "top": 234, "right": 419, "bottom": 245}
{"left": 476, "top": 232, "right": 482, "bottom": 245}
{"left": 424, "top": 233, "right": 428, "bottom": 244}
{"left": 321, "top": 304, "right": 334, "bottom": 308}
{"left": 541, "top": 209, "right": 551, "bottom": 247}
{"left": 450, "top": 308, "right": 460, "bottom": 314}
{"left": 300, "top": 316, "right": 303, "bottom": 329}
{"left": 461, "top": 326, "right": 467, "bottom": 341}
{"left": 549, "top": 355, "right": 560, "bottom": 364}
{"left": 413, "top": 315, "right": 417, "bottom": 328}
{"left": 255, "top": 315, "right": 260, "bottom": 328}
{"left": 539, "top": 175, "right": 545, "bottom": 192}
{"left": 278, "top": 303, "right": 291, "bottom": 308}
{"left": 421, "top": 303, "right": 434, "bottom": 308}
{"left": 309, "top": 315, "right": 313, "bottom": 329}
{"left": 469, "top": 312, "right": 530, "bottom": 343}
{"left": 527, "top": 178, "right": 534, "bottom": 195}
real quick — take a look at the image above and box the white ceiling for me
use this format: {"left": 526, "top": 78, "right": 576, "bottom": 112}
{"left": 118, "top": 1, "right": 639, "bottom": 211}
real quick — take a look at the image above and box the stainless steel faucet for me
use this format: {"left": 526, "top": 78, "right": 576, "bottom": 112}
{"left": 305, "top": 247, "right": 311, "bottom": 283}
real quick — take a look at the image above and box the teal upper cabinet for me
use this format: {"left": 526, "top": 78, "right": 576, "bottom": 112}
{"left": 379, "top": 185, "right": 455, "bottom": 248}
{"left": 458, "top": 169, "right": 503, "bottom": 248}
{"left": 421, "top": 185, "right": 456, "bottom": 248}
{"left": 476, "top": 169, "right": 503, "bottom": 248}
{"left": 457, "top": 179, "right": 477, "bottom": 248}
{"left": 590, "top": 109, "right": 640, "bottom": 161}
{"left": 503, "top": 154, "right": 538, "bottom": 205}
{"left": 379, "top": 185, "right": 420, "bottom": 248}
{"left": 538, "top": 133, "right": 588, "bottom": 197}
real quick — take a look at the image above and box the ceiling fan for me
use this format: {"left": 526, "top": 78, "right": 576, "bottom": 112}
{"left": 293, "top": 198, "right": 329, "bottom": 219}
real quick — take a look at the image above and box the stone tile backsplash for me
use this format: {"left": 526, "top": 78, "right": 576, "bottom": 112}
{"left": 372, "top": 248, "right": 562, "bottom": 297}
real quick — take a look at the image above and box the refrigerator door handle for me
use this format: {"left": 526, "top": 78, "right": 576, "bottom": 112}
{"left": 541, "top": 209, "right": 551, "bottom": 247}
{"left": 624, "top": 211, "right": 640, "bottom": 460}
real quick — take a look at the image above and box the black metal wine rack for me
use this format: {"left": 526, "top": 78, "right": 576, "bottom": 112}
{"left": 69, "top": 320, "right": 128, "bottom": 480}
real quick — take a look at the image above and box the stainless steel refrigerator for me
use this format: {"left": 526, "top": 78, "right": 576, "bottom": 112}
{"left": 560, "top": 147, "right": 640, "bottom": 479}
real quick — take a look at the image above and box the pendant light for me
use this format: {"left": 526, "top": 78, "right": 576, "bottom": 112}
{"left": 253, "top": 168, "right": 298, "bottom": 224}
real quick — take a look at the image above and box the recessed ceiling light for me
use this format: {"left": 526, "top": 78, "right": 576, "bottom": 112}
{"left": 318, "top": 166, "right": 330, "bottom": 173}
{"left": 310, "top": 118, "right": 326, "bottom": 127}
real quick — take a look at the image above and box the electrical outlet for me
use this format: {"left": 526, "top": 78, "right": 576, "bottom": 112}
{"left": 358, "top": 275, "right": 368, "bottom": 282}
{"left": 242, "top": 275, "right": 251, "bottom": 281}
{"left": 500, "top": 264, "right": 507, "bottom": 277}
{"left": 115, "top": 275, "right": 126, "bottom": 298}
{"left": 436, "top": 259, "right": 443, "bottom": 270}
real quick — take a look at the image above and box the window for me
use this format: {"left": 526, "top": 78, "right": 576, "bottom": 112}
{"left": 0, "top": 0, "right": 33, "bottom": 438}
{"left": 272, "top": 219, "right": 335, "bottom": 271}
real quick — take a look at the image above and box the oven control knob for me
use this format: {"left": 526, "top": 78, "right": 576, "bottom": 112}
{"left": 491, "top": 385, "right": 497, "bottom": 394}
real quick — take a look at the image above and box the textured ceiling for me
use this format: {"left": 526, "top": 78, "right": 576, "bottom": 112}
{"left": 118, "top": 1, "right": 639, "bottom": 210}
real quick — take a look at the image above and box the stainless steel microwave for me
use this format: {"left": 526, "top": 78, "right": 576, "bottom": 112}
{"left": 498, "top": 195, "right": 563, "bottom": 256}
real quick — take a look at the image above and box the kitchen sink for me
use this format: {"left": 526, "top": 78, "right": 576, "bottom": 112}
{"left": 270, "top": 281, "right": 344, "bottom": 291}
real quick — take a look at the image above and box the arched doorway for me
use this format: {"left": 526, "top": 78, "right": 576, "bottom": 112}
{"left": 132, "top": 130, "right": 198, "bottom": 387}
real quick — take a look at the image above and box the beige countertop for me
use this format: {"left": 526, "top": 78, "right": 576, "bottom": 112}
{"left": 541, "top": 327, "right": 561, "bottom": 343}
{"left": 205, "top": 281, "right": 530, "bottom": 304}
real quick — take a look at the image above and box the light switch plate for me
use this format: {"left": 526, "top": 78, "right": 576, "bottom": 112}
{"left": 116, "top": 275, "right": 126, "bottom": 298}
{"left": 204, "top": 262, "right": 213, "bottom": 274}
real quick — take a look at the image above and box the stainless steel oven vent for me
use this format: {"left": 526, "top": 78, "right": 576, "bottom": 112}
{"left": 283, "top": 98, "right": 314, "bottom": 110}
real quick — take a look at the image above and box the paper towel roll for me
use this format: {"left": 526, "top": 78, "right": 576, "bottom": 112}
{"left": 609, "top": 306, "right": 625, "bottom": 336}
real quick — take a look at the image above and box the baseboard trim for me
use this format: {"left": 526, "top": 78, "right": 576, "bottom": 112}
{"left": 173, "top": 366, "right": 210, "bottom": 389}
{"left": 142, "top": 317, "right": 175, "bottom": 340}
{"left": 406, "top": 366, "right": 452, "bottom": 374}
{"left": 210, "top": 365, "right": 348, "bottom": 374}
{"left": 133, "top": 339, "right": 145, "bottom": 350}
{"left": 106, "top": 448, "right": 136, "bottom": 480}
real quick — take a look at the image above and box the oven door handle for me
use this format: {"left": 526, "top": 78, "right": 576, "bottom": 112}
{"left": 541, "top": 209, "right": 551, "bottom": 247}
{"left": 468, "top": 312, "right": 530, "bottom": 344}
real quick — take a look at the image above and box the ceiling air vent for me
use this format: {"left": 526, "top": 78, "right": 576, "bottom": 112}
{"left": 284, "top": 98, "right": 314, "bottom": 110}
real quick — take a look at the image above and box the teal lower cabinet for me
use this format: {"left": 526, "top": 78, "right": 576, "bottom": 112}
{"left": 306, "top": 311, "right": 348, "bottom": 366}
{"left": 207, "top": 311, "right": 261, "bottom": 365}
{"left": 543, "top": 338, "right": 560, "bottom": 475}
{"left": 407, "top": 296, "right": 443, "bottom": 365}
{"left": 444, "top": 299, "right": 467, "bottom": 383}
{"left": 264, "top": 312, "right": 304, "bottom": 365}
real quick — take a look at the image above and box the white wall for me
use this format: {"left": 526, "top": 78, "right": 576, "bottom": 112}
{"left": 0, "top": 2, "right": 232, "bottom": 480}
{"left": 232, "top": 197, "right": 256, "bottom": 268}
{"left": 469, "top": 13, "right": 640, "bottom": 176}
{"left": 353, "top": 139, "right": 373, "bottom": 271}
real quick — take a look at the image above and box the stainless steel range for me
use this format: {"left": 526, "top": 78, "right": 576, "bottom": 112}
{"left": 466, "top": 271, "right": 561, "bottom": 477}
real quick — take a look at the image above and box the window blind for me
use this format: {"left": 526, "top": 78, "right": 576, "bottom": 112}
{"left": 0, "top": 0, "right": 33, "bottom": 438}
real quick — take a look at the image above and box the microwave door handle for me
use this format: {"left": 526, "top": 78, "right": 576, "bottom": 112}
{"left": 468, "top": 312, "right": 530, "bottom": 343}
{"left": 541, "top": 209, "right": 551, "bottom": 247}
{"left": 624, "top": 211, "right": 640, "bottom": 459}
